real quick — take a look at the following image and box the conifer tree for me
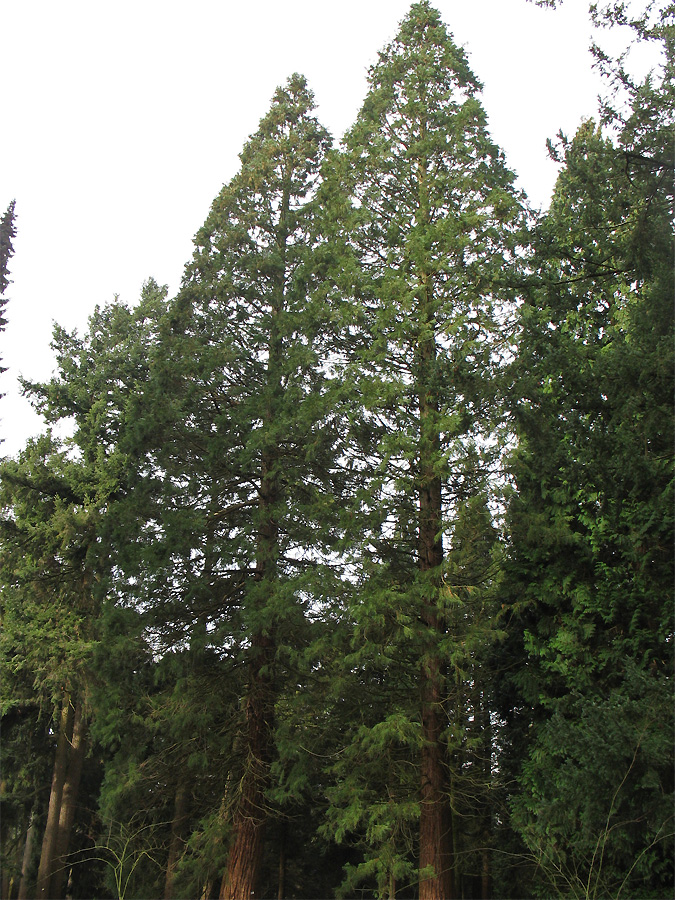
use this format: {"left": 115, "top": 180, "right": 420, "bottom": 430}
{"left": 501, "top": 4, "right": 674, "bottom": 885}
{"left": 154, "top": 74, "right": 342, "bottom": 899}
{"left": 1, "top": 283, "right": 169, "bottom": 899}
{"left": 503, "top": 111, "right": 674, "bottom": 896}
{"left": 0, "top": 435, "right": 98, "bottom": 900}
{"left": 327, "top": 4, "right": 525, "bottom": 895}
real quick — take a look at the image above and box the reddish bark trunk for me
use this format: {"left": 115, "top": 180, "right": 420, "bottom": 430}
{"left": 50, "top": 700, "right": 87, "bottom": 899}
{"left": 417, "top": 300, "right": 453, "bottom": 899}
{"left": 419, "top": 639, "right": 453, "bottom": 900}
{"left": 221, "top": 175, "right": 288, "bottom": 899}
{"left": 219, "top": 805, "right": 267, "bottom": 900}
{"left": 36, "top": 695, "right": 74, "bottom": 900}
{"left": 219, "top": 635, "right": 274, "bottom": 900}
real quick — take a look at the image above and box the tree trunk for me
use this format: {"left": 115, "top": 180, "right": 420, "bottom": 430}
{"left": 277, "top": 830, "right": 286, "bottom": 900}
{"left": 417, "top": 286, "right": 453, "bottom": 900}
{"left": 219, "top": 634, "right": 273, "bottom": 900}
{"left": 481, "top": 847, "right": 490, "bottom": 900}
{"left": 219, "top": 789, "right": 268, "bottom": 900}
{"left": 36, "top": 694, "right": 74, "bottom": 900}
{"left": 165, "top": 781, "right": 189, "bottom": 900}
{"left": 0, "top": 778, "right": 11, "bottom": 900}
{"left": 419, "top": 651, "right": 453, "bottom": 900}
{"left": 220, "top": 179, "right": 287, "bottom": 900}
{"left": 50, "top": 700, "right": 87, "bottom": 899}
{"left": 479, "top": 690, "right": 492, "bottom": 900}
{"left": 17, "top": 812, "right": 36, "bottom": 900}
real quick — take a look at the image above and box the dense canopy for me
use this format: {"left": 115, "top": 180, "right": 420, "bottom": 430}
{"left": 1, "top": 3, "right": 672, "bottom": 898}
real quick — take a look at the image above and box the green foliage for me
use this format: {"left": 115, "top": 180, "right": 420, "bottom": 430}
{"left": 0, "top": 434, "right": 101, "bottom": 706}
{"left": 1, "top": 283, "right": 172, "bottom": 900}
{"left": 514, "top": 668, "right": 674, "bottom": 898}
{"left": 335, "top": 0, "right": 526, "bottom": 496}
{"left": 3, "top": 5, "right": 673, "bottom": 898}
{"left": 0, "top": 198, "right": 16, "bottom": 298}
{"left": 143, "top": 74, "right": 343, "bottom": 651}
{"left": 503, "top": 7, "right": 674, "bottom": 894}
{"left": 317, "top": 4, "right": 526, "bottom": 893}
{"left": 0, "top": 198, "right": 16, "bottom": 385}
{"left": 86, "top": 814, "right": 167, "bottom": 900}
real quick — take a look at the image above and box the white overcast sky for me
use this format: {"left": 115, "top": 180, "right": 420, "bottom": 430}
{"left": 0, "top": 0, "right": 640, "bottom": 455}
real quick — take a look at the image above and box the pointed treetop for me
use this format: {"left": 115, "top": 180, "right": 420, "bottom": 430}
{"left": 0, "top": 200, "right": 16, "bottom": 383}
{"left": 0, "top": 199, "right": 17, "bottom": 298}
{"left": 189, "top": 72, "right": 331, "bottom": 269}
{"left": 237, "top": 72, "right": 331, "bottom": 180}
{"left": 370, "top": 1, "right": 482, "bottom": 95}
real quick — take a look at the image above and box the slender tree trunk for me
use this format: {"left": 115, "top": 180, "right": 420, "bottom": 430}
{"left": 479, "top": 690, "right": 491, "bottom": 900}
{"left": 419, "top": 647, "right": 453, "bottom": 900}
{"left": 277, "top": 829, "right": 286, "bottom": 900}
{"left": 36, "top": 694, "right": 74, "bottom": 900}
{"left": 220, "top": 453, "right": 278, "bottom": 899}
{"left": 165, "top": 781, "right": 189, "bottom": 900}
{"left": 50, "top": 700, "right": 87, "bottom": 899}
{"left": 481, "top": 848, "right": 490, "bottom": 900}
{"left": 450, "top": 774, "right": 461, "bottom": 898}
{"left": 219, "top": 632, "right": 274, "bottom": 900}
{"left": 417, "top": 280, "right": 453, "bottom": 899}
{"left": 17, "top": 812, "right": 36, "bottom": 900}
{"left": 0, "top": 778, "right": 11, "bottom": 900}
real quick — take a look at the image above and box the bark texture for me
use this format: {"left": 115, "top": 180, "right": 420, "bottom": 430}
{"left": 419, "top": 653, "right": 453, "bottom": 900}
{"left": 36, "top": 695, "right": 74, "bottom": 900}
{"left": 220, "top": 454, "right": 277, "bottom": 900}
{"left": 17, "top": 812, "right": 36, "bottom": 900}
{"left": 50, "top": 700, "right": 87, "bottom": 899}
{"left": 219, "top": 634, "right": 274, "bottom": 900}
{"left": 417, "top": 295, "right": 453, "bottom": 899}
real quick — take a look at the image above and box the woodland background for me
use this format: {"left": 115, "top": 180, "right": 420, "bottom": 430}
{"left": 1, "top": 1, "right": 673, "bottom": 898}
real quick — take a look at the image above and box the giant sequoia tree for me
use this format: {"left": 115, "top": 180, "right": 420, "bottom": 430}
{"left": 153, "top": 74, "right": 343, "bottom": 900}
{"left": 326, "top": 3, "right": 525, "bottom": 896}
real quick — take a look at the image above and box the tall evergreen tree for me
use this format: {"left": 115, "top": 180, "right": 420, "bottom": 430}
{"left": 1, "top": 282, "right": 169, "bottom": 899}
{"left": 325, "top": 4, "right": 525, "bottom": 896}
{"left": 152, "top": 73, "right": 343, "bottom": 899}
{"left": 0, "top": 434, "right": 99, "bottom": 900}
{"left": 502, "top": 7, "right": 674, "bottom": 885}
